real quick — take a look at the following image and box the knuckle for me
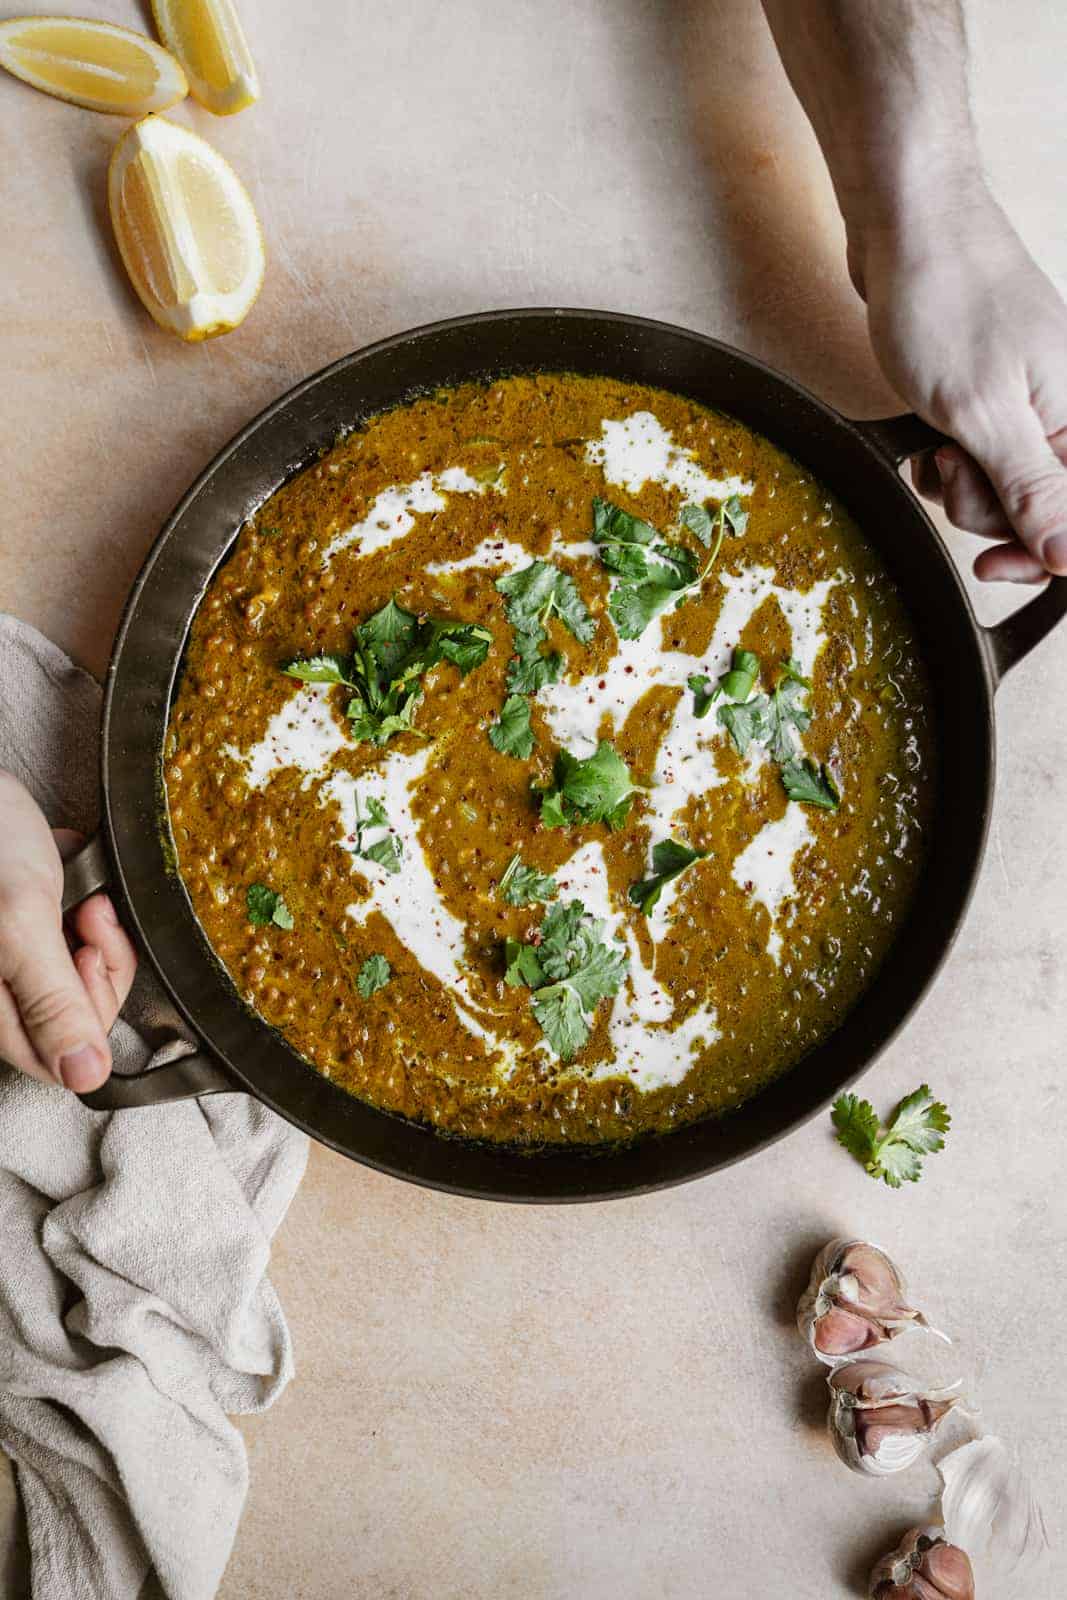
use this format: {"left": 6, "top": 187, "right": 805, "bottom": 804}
{"left": 0, "top": 879, "right": 61, "bottom": 946}
{"left": 17, "top": 982, "right": 91, "bottom": 1041}
{"left": 996, "top": 465, "right": 1067, "bottom": 528}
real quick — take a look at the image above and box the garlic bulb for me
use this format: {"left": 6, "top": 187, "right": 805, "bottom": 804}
{"left": 798, "top": 1238, "right": 947, "bottom": 1363}
{"left": 939, "top": 1436, "right": 1048, "bottom": 1578}
{"left": 869, "top": 1526, "right": 974, "bottom": 1600}
{"left": 827, "top": 1360, "right": 961, "bottom": 1476}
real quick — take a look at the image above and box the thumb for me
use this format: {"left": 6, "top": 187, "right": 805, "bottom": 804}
{"left": 3, "top": 886, "right": 112, "bottom": 1090}
{"left": 968, "top": 406, "right": 1067, "bottom": 575}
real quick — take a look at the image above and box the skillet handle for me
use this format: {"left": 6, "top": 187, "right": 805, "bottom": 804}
{"left": 62, "top": 836, "right": 236, "bottom": 1109}
{"left": 854, "top": 413, "right": 1067, "bottom": 684}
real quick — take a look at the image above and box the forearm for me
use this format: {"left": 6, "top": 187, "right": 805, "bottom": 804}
{"left": 759, "top": 1, "right": 986, "bottom": 271}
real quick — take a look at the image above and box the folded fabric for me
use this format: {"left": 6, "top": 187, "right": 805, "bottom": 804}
{"left": 0, "top": 613, "right": 309, "bottom": 1600}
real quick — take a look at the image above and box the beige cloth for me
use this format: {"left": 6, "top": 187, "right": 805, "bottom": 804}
{"left": 0, "top": 613, "right": 309, "bottom": 1600}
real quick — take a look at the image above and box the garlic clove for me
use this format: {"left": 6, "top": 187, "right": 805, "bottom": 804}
{"left": 939, "top": 1435, "right": 1048, "bottom": 1578}
{"left": 798, "top": 1239, "right": 948, "bottom": 1364}
{"left": 869, "top": 1526, "right": 974, "bottom": 1600}
{"left": 827, "top": 1360, "right": 962, "bottom": 1476}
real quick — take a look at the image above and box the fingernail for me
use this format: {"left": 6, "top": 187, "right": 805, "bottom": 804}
{"left": 935, "top": 450, "right": 956, "bottom": 483}
{"left": 58, "top": 1044, "right": 107, "bottom": 1092}
{"left": 101, "top": 900, "right": 119, "bottom": 926}
{"left": 1043, "top": 532, "right": 1067, "bottom": 573}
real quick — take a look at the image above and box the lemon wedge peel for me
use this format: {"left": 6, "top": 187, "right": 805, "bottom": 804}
{"left": 0, "top": 15, "right": 188, "bottom": 115}
{"left": 108, "top": 115, "right": 265, "bottom": 342}
{"left": 149, "top": 0, "right": 258, "bottom": 117}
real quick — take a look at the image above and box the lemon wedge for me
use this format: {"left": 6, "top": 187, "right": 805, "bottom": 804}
{"left": 150, "top": 0, "right": 258, "bottom": 116}
{"left": 108, "top": 115, "right": 265, "bottom": 341}
{"left": 0, "top": 16, "right": 187, "bottom": 115}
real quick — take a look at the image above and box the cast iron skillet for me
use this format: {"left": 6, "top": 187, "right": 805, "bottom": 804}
{"left": 61, "top": 309, "right": 1067, "bottom": 1201}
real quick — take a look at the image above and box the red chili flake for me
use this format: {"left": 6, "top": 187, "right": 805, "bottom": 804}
{"left": 624, "top": 664, "right": 634, "bottom": 674}
{"left": 598, "top": 679, "right": 607, "bottom": 690}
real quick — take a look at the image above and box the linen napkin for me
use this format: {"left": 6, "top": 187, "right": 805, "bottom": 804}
{"left": 0, "top": 613, "right": 309, "bottom": 1600}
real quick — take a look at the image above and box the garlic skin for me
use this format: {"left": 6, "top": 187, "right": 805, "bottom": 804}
{"left": 827, "top": 1360, "right": 961, "bottom": 1476}
{"left": 798, "top": 1238, "right": 947, "bottom": 1364}
{"left": 869, "top": 1526, "right": 974, "bottom": 1600}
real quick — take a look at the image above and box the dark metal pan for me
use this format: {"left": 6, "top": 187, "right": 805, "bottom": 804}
{"left": 61, "top": 309, "right": 1067, "bottom": 1200}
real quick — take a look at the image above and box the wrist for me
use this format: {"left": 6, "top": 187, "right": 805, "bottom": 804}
{"left": 839, "top": 144, "right": 993, "bottom": 296}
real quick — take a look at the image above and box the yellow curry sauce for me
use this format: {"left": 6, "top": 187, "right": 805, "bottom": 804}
{"left": 164, "top": 375, "right": 934, "bottom": 1145}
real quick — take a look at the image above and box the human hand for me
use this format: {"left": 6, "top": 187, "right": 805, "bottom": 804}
{"left": 0, "top": 770, "right": 137, "bottom": 1091}
{"left": 857, "top": 185, "right": 1067, "bottom": 583}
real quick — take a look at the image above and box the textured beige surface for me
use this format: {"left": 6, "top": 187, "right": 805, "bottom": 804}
{"left": 2, "top": 2, "right": 1066, "bottom": 1596}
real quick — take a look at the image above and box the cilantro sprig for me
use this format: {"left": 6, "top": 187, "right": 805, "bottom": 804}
{"left": 831, "top": 1085, "right": 951, "bottom": 1187}
{"left": 350, "top": 791, "right": 403, "bottom": 875}
{"left": 505, "top": 899, "right": 629, "bottom": 1060}
{"left": 246, "top": 883, "right": 294, "bottom": 929}
{"left": 629, "top": 838, "right": 706, "bottom": 915}
{"left": 284, "top": 598, "right": 491, "bottom": 747}
{"left": 539, "top": 741, "right": 637, "bottom": 831}
{"left": 593, "top": 493, "right": 743, "bottom": 640}
{"left": 697, "top": 649, "right": 841, "bottom": 811}
{"left": 489, "top": 561, "right": 594, "bottom": 757}
{"left": 498, "top": 854, "right": 559, "bottom": 907}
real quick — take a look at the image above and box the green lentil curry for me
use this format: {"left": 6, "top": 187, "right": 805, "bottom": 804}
{"left": 164, "top": 375, "right": 934, "bottom": 1145}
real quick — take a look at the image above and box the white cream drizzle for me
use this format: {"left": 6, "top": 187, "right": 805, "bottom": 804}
{"left": 426, "top": 535, "right": 531, "bottom": 575}
{"left": 731, "top": 805, "right": 814, "bottom": 964}
{"left": 223, "top": 683, "right": 349, "bottom": 790}
{"left": 586, "top": 410, "right": 752, "bottom": 503}
{"left": 323, "top": 467, "right": 487, "bottom": 564}
{"left": 554, "top": 841, "right": 720, "bottom": 1091}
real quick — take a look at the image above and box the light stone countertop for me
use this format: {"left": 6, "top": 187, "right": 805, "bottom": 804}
{"left": 2, "top": 2, "right": 1065, "bottom": 1595}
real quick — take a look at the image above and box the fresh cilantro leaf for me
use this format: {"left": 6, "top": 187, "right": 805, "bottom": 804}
{"left": 246, "top": 883, "right": 293, "bottom": 929}
{"left": 361, "top": 835, "right": 403, "bottom": 875}
{"left": 593, "top": 496, "right": 726, "bottom": 640}
{"left": 687, "top": 673, "right": 718, "bottom": 718}
{"left": 282, "top": 653, "right": 355, "bottom": 686}
{"left": 780, "top": 758, "right": 840, "bottom": 810}
{"left": 498, "top": 854, "right": 559, "bottom": 907}
{"left": 831, "top": 1085, "right": 950, "bottom": 1187}
{"left": 356, "top": 954, "right": 391, "bottom": 998}
{"left": 506, "top": 641, "right": 563, "bottom": 695}
{"left": 764, "top": 659, "right": 813, "bottom": 763}
{"left": 504, "top": 940, "right": 546, "bottom": 989}
{"left": 609, "top": 579, "right": 681, "bottom": 640}
{"left": 529, "top": 983, "right": 588, "bottom": 1062}
{"left": 721, "top": 494, "right": 749, "bottom": 536}
{"left": 349, "top": 790, "right": 403, "bottom": 875}
{"left": 294, "top": 600, "right": 491, "bottom": 748}
{"left": 629, "top": 838, "right": 706, "bottom": 915}
{"left": 887, "top": 1084, "right": 952, "bottom": 1154}
{"left": 719, "top": 648, "right": 761, "bottom": 703}
{"left": 496, "top": 560, "right": 594, "bottom": 645}
{"left": 717, "top": 695, "right": 770, "bottom": 756}
{"left": 830, "top": 1093, "right": 881, "bottom": 1166}
{"left": 680, "top": 503, "right": 715, "bottom": 546}
{"left": 538, "top": 742, "right": 636, "bottom": 831}
{"left": 495, "top": 561, "right": 593, "bottom": 705}
{"left": 489, "top": 694, "right": 535, "bottom": 759}
{"left": 505, "top": 897, "right": 629, "bottom": 1060}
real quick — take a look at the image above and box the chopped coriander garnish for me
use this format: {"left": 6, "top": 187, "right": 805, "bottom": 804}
{"left": 356, "top": 954, "right": 392, "bottom": 998}
{"left": 504, "top": 899, "right": 628, "bottom": 1060}
{"left": 350, "top": 790, "right": 403, "bottom": 875}
{"left": 495, "top": 559, "right": 594, "bottom": 696}
{"left": 284, "top": 598, "right": 491, "bottom": 747}
{"left": 629, "top": 838, "right": 706, "bottom": 915}
{"left": 246, "top": 883, "right": 294, "bottom": 929}
{"left": 831, "top": 1085, "right": 950, "bottom": 1187}
{"left": 687, "top": 673, "right": 716, "bottom": 718}
{"left": 708, "top": 650, "right": 841, "bottom": 810}
{"left": 680, "top": 493, "right": 748, "bottom": 547}
{"left": 538, "top": 741, "right": 636, "bottom": 831}
{"left": 489, "top": 693, "right": 535, "bottom": 759}
{"left": 591, "top": 496, "right": 729, "bottom": 640}
{"left": 498, "top": 854, "right": 559, "bottom": 907}
{"left": 780, "top": 758, "right": 840, "bottom": 810}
